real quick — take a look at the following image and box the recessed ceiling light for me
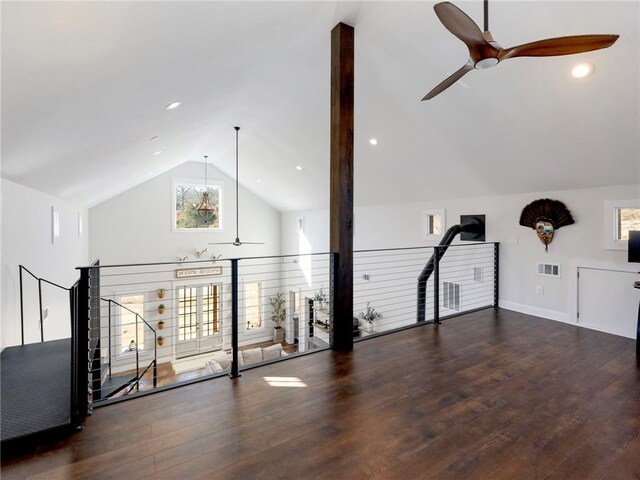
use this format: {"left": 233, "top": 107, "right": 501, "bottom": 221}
{"left": 296, "top": 165, "right": 302, "bottom": 171}
{"left": 571, "top": 63, "right": 594, "bottom": 78}
{"left": 369, "top": 138, "right": 378, "bottom": 146}
{"left": 153, "top": 150, "right": 162, "bottom": 156}
{"left": 256, "top": 179, "right": 262, "bottom": 183}
{"left": 165, "top": 101, "right": 181, "bottom": 110}
{"left": 150, "top": 136, "right": 159, "bottom": 141}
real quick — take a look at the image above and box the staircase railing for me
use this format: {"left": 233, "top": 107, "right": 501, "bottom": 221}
{"left": 96, "top": 298, "right": 157, "bottom": 400}
{"left": 19, "top": 265, "right": 73, "bottom": 344}
{"left": 17, "top": 265, "right": 86, "bottom": 428}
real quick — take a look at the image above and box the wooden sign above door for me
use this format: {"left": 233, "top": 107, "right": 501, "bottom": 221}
{"left": 175, "top": 266, "right": 223, "bottom": 279}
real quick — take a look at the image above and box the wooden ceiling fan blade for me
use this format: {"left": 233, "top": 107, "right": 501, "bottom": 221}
{"left": 498, "top": 34, "right": 619, "bottom": 60}
{"left": 434, "top": 2, "right": 485, "bottom": 45}
{"left": 422, "top": 62, "right": 474, "bottom": 101}
{"left": 434, "top": 2, "right": 497, "bottom": 62}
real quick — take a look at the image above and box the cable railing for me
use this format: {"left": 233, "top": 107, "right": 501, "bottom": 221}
{"left": 76, "top": 253, "right": 334, "bottom": 405}
{"left": 73, "top": 242, "right": 498, "bottom": 407}
{"left": 353, "top": 242, "right": 498, "bottom": 336}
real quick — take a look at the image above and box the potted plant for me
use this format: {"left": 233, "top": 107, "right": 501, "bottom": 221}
{"left": 158, "top": 304, "right": 165, "bottom": 315}
{"left": 268, "top": 292, "right": 287, "bottom": 343}
{"left": 314, "top": 287, "right": 327, "bottom": 311}
{"left": 357, "top": 303, "right": 382, "bottom": 333}
{"left": 158, "top": 320, "right": 165, "bottom": 330}
{"left": 157, "top": 288, "right": 165, "bottom": 299}
{"left": 157, "top": 336, "right": 165, "bottom": 346}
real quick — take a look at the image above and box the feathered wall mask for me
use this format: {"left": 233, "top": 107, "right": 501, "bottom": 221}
{"left": 519, "top": 199, "right": 574, "bottom": 251}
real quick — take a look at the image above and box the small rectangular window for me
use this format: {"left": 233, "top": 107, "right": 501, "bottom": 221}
{"left": 120, "top": 295, "right": 145, "bottom": 353}
{"left": 604, "top": 200, "right": 640, "bottom": 250}
{"left": 174, "top": 182, "right": 221, "bottom": 230}
{"left": 616, "top": 208, "right": 640, "bottom": 241}
{"left": 423, "top": 209, "right": 445, "bottom": 238}
{"left": 245, "top": 282, "right": 262, "bottom": 331}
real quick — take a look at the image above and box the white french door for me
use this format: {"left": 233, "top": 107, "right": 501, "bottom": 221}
{"left": 175, "top": 283, "right": 222, "bottom": 358}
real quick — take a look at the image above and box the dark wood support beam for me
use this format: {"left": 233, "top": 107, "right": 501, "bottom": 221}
{"left": 329, "top": 22, "right": 354, "bottom": 352}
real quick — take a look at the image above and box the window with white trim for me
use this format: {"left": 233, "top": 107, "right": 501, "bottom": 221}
{"left": 173, "top": 182, "right": 222, "bottom": 230}
{"left": 423, "top": 209, "right": 445, "bottom": 238}
{"left": 244, "top": 282, "right": 263, "bottom": 331}
{"left": 119, "top": 295, "right": 145, "bottom": 353}
{"left": 616, "top": 208, "right": 640, "bottom": 241}
{"left": 605, "top": 200, "right": 640, "bottom": 250}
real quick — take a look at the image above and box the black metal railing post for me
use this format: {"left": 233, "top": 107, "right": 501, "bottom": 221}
{"left": 69, "top": 283, "right": 77, "bottom": 427}
{"left": 230, "top": 259, "right": 241, "bottom": 378}
{"left": 153, "top": 331, "right": 158, "bottom": 388}
{"left": 135, "top": 314, "right": 140, "bottom": 392}
{"left": 434, "top": 246, "right": 440, "bottom": 324}
{"left": 74, "top": 267, "right": 90, "bottom": 420}
{"left": 19, "top": 266, "right": 25, "bottom": 345}
{"left": 493, "top": 242, "right": 500, "bottom": 308}
{"left": 38, "top": 278, "right": 44, "bottom": 342}
{"left": 107, "top": 300, "right": 112, "bottom": 378}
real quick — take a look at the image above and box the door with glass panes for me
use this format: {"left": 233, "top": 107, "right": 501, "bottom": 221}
{"left": 175, "top": 283, "right": 222, "bottom": 358}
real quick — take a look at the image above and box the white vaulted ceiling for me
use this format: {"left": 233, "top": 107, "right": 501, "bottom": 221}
{"left": 2, "top": 1, "right": 638, "bottom": 211}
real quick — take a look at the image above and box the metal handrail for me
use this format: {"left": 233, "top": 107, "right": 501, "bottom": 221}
{"left": 19, "top": 265, "right": 73, "bottom": 344}
{"left": 101, "top": 298, "right": 157, "bottom": 332}
{"left": 20, "top": 265, "right": 71, "bottom": 290}
{"left": 75, "top": 251, "right": 334, "bottom": 270}
{"left": 126, "top": 358, "right": 157, "bottom": 393}
{"left": 99, "top": 297, "right": 157, "bottom": 395}
{"left": 75, "top": 244, "right": 500, "bottom": 270}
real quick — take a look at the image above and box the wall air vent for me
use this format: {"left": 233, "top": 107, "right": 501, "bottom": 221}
{"left": 443, "top": 281, "right": 461, "bottom": 311}
{"left": 537, "top": 262, "right": 561, "bottom": 278}
{"left": 473, "top": 267, "right": 483, "bottom": 283}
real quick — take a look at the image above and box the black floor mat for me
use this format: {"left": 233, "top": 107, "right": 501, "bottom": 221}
{"left": 1, "top": 339, "right": 71, "bottom": 442}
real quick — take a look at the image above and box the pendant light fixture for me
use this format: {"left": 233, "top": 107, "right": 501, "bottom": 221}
{"left": 196, "top": 155, "right": 216, "bottom": 224}
{"left": 209, "top": 127, "right": 263, "bottom": 246}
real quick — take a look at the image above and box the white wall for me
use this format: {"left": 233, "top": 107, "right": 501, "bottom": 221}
{"left": 89, "top": 161, "right": 282, "bottom": 363}
{"left": 89, "top": 161, "right": 280, "bottom": 264}
{"left": 280, "top": 184, "right": 640, "bottom": 337}
{"left": 1, "top": 178, "right": 89, "bottom": 348}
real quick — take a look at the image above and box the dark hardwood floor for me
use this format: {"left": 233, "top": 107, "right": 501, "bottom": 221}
{"left": 2, "top": 308, "right": 639, "bottom": 479}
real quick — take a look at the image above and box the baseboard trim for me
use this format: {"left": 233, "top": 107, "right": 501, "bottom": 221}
{"left": 499, "top": 300, "right": 571, "bottom": 324}
{"left": 499, "top": 300, "right": 634, "bottom": 339}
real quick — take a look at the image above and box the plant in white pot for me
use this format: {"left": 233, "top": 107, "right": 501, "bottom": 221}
{"left": 314, "top": 287, "right": 327, "bottom": 311}
{"left": 268, "top": 292, "right": 287, "bottom": 343}
{"left": 357, "top": 303, "right": 382, "bottom": 333}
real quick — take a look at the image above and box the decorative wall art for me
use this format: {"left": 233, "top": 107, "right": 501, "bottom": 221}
{"left": 519, "top": 199, "right": 575, "bottom": 251}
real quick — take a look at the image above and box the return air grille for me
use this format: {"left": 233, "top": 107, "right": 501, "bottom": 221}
{"left": 537, "top": 263, "right": 561, "bottom": 278}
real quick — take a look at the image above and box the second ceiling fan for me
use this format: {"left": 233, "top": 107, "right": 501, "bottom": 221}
{"left": 423, "top": 0, "right": 619, "bottom": 100}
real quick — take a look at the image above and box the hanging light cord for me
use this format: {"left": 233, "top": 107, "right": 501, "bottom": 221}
{"left": 204, "top": 155, "right": 208, "bottom": 190}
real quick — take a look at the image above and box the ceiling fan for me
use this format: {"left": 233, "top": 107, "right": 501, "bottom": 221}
{"left": 209, "top": 126, "right": 263, "bottom": 247}
{"left": 422, "top": 0, "right": 619, "bottom": 101}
